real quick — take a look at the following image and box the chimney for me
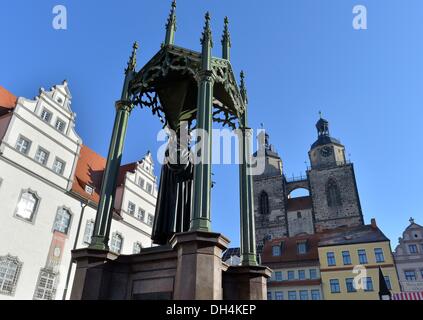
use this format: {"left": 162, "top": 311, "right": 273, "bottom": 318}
{"left": 371, "top": 218, "right": 377, "bottom": 229}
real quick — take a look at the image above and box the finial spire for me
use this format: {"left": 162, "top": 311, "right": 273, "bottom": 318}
{"left": 164, "top": 0, "right": 177, "bottom": 46}
{"left": 221, "top": 16, "right": 231, "bottom": 60}
{"left": 126, "top": 41, "right": 138, "bottom": 74}
{"left": 319, "top": 110, "right": 323, "bottom": 119}
{"left": 201, "top": 12, "right": 213, "bottom": 47}
{"left": 200, "top": 12, "right": 213, "bottom": 70}
{"left": 410, "top": 217, "right": 415, "bottom": 224}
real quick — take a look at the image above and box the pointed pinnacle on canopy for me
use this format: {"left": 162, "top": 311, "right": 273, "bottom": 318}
{"left": 126, "top": 41, "right": 138, "bottom": 73}
{"left": 240, "top": 70, "right": 248, "bottom": 103}
{"left": 201, "top": 11, "right": 213, "bottom": 47}
{"left": 164, "top": 0, "right": 177, "bottom": 45}
{"left": 221, "top": 16, "right": 231, "bottom": 60}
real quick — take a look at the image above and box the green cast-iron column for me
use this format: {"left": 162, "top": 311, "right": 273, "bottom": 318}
{"left": 239, "top": 72, "right": 258, "bottom": 266}
{"left": 90, "top": 43, "right": 138, "bottom": 250}
{"left": 190, "top": 12, "right": 214, "bottom": 232}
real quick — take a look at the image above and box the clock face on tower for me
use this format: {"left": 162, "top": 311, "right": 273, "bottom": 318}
{"left": 320, "top": 146, "right": 333, "bottom": 157}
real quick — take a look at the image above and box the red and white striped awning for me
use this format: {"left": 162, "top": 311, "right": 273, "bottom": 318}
{"left": 392, "top": 292, "right": 423, "bottom": 300}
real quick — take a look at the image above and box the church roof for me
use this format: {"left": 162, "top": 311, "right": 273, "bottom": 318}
{"left": 286, "top": 196, "right": 312, "bottom": 211}
{"left": 310, "top": 135, "right": 343, "bottom": 149}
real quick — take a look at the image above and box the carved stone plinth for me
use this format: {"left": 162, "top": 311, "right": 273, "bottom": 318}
{"left": 70, "top": 248, "right": 118, "bottom": 300}
{"left": 170, "top": 231, "right": 229, "bottom": 300}
{"left": 223, "top": 265, "right": 272, "bottom": 300}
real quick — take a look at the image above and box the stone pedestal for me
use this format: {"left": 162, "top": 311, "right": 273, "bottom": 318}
{"left": 170, "top": 231, "right": 229, "bottom": 300}
{"left": 223, "top": 265, "right": 272, "bottom": 300}
{"left": 70, "top": 248, "right": 118, "bottom": 300}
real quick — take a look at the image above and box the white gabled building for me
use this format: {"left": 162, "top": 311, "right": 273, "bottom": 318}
{"left": 0, "top": 81, "right": 158, "bottom": 300}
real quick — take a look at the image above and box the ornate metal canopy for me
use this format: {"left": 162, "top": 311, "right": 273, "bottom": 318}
{"left": 129, "top": 44, "right": 245, "bottom": 130}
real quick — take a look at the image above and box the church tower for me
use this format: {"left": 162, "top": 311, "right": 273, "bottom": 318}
{"left": 307, "top": 116, "right": 364, "bottom": 232}
{"left": 253, "top": 132, "right": 287, "bottom": 252}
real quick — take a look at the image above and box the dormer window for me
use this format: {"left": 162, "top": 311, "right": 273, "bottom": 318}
{"left": 40, "top": 109, "right": 52, "bottom": 123}
{"left": 297, "top": 242, "right": 307, "bottom": 254}
{"left": 85, "top": 185, "right": 94, "bottom": 195}
{"left": 272, "top": 245, "right": 281, "bottom": 256}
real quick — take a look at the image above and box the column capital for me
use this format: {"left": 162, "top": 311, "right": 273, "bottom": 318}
{"left": 115, "top": 100, "right": 134, "bottom": 112}
{"left": 195, "top": 70, "right": 216, "bottom": 84}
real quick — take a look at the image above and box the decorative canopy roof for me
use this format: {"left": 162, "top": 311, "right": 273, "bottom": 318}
{"left": 125, "top": 2, "right": 246, "bottom": 131}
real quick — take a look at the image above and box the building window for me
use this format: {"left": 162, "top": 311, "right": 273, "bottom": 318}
{"left": 272, "top": 245, "right": 281, "bottom": 257}
{"left": 297, "top": 242, "right": 307, "bottom": 254}
{"left": 358, "top": 249, "right": 368, "bottom": 264}
{"left": 326, "top": 179, "right": 342, "bottom": 207}
{"left": 364, "top": 277, "right": 374, "bottom": 291}
{"left": 15, "top": 190, "right": 39, "bottom": 222}
{"left": 133, "top": 242, "right": 142, "bottom": 254}
{"left": 374, "top": 248, "right": 385, "bottom": 263}
{"left": 0, "top": 255, "right": 22, "bottom": 296}
{"left": 342, "top": 251, "right": 352, "bottom": 265}
{"left": 127, "top": 202, "right": 136, "bottom": 215}
{"left": 384, "top": 276, "right": 392, "bottom": 290}
{"left": 327, "top": 252, "right": 336, "bottom": 266}
{"left": 404, "top": 270, "right": 416, "bottom": 281}
{"left": 110, "top": 233, "right": 123, "bottom": 254}
{"left": 311, "top": 290, "right": 320, "bottom": 300}
{"left": 330, "top": 279, "right": 341, "bottom": 293}
{"left": 15, "top": 136, "right": 31, "bottom": 155}
{"left": 297, "top": 211, "right": 302, "bottom": 219}
{"left": 84, "top": 185, "right": 94, "bottom": 195}
{"left": 147, "top": 214, "right": 154, "bottom": 226}
{"left": 33, "top": 269, "right": 57, "bottom": 300}
{"left": 409, "top": 244, "right": 418, "bottom": 254}
{"left": 40, "top": 109, "right": 52, "bottom": 123}
{"left": 299, "top": 290, "right": 308, "bottom": 300}
{"left": 52, "top": 158, "right": 66, "bottom": 175}
{"left": 259, "top": 191, "right": 269, "bottom": 215}
{"left": 309, "top": 269, "right": 318, "bottom": 279}
{"left": 420, "top": 269, "right": 423, "bottom": 279}
{"left": 137, "top": 177, "right": 145, "bottom": 189}
{"left": 267, "top": 292, "right": 272, "bottom": 300}
{"left": 146, "top": 183, "right": 153, "bottom": 194}
{"left": 55, "top": 119, "right": 66, "bottom": 133}
{"left": 53, "top": 208, "right": 71, "bottom": 234}
{"left": 288, "top": 291, "right": 297, "bottom": 300}
{"left": 345, "top": 278, "right": 356, "bottom": 293}
{"left": 275, "top": 271, "right": 282, "bottom": 282}
{"left": 35, "top": 147, "right": 49, "bottom": 166}
{"left": 275, "top": 291, "right": 283, "bottom": 300}
{"left": 136, "top": 208, "right": 145, "bottom": 222}
{"left": 298, "top": 270, "right": 306, "bottom": 280}
{"left": 83, "top": 220, "right": 94, "bottom": 244}
{"left": 287, "top": 270, "right": 295, "bottom": 280}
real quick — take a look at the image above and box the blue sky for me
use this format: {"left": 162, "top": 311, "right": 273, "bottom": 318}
{"left": 1, "top": 0, "right": 422, "bottom": 248}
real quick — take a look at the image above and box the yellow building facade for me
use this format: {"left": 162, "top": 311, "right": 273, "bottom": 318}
{"left": 319, "top": 234, "right": 400, "bottom": 300}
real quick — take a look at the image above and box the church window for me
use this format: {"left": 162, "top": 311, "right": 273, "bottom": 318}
{"left": 0, "top": 255, "right": 22, "bottom": 296}
{"left": 326, "top": 179, "right": 342, "bottom": 207}
{"left": 259, "top": 191, "right": 269, "bottom": 215}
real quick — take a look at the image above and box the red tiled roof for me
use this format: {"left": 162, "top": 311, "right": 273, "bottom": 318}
{"left": 0, "top": 86, "right": 17, "bottom": 114}
{"left": 286, "top": 196, "right": 312, "bottom": 211}
{"left": 71, "top": 145, "right": 138, "bottom": 204}
{"left": 261, "top": 234, "right": 320, "bottom": 265}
